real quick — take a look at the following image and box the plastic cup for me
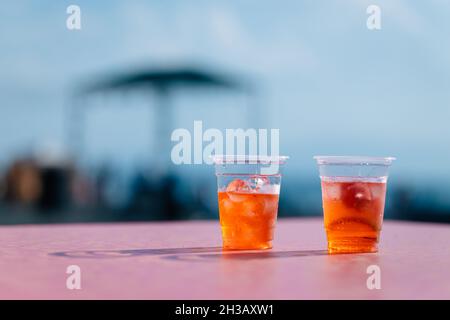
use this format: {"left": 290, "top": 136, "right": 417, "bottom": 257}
{"left": 313, "top": 156, "right": 395, "bottom": 254}
{"left": 212, "top": 155, "right": 288, "bottom": 250}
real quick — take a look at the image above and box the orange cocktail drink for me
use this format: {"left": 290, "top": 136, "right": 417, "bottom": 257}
{"left": 218, "top": 179, "right": 279, "bottom": 250}
{"left": 321, "top": 178, "right": 386, "bottom": 253}
{"left": 314, "top": 156, "right": 395, "bottom": 254}
{"left": 212, "top": 156, "right": 288, "bottom": 250}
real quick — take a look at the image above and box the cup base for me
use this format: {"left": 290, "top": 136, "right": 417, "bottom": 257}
{"left": 222, "top": 240, "right": 273, "bottom": 251}
{"left": 327, "top": 237, "right": 378, "bottom": 254}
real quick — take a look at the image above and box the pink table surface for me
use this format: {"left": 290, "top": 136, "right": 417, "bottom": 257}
{"left": 0, "top": 218, "right": 449, "bottom": 300}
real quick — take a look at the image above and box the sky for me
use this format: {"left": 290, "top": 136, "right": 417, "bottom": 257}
{"left": 1, "top": 0, "right": 450, "bottom": 189}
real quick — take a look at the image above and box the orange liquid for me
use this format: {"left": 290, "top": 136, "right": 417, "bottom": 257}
{"left": 218, "top": 191, "right": 279, "bottom": 250}
{"left": 321, "top": 180, "right": 386, "bottom": 254}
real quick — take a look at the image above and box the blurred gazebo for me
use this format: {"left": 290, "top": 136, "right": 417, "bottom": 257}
{"left": 68, "top": 66, "right": 257, "bottom": 164}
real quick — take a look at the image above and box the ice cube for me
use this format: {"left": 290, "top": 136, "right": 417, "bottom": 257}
{"left": 228, "top": 193, "right": 248, "bottom": 203}
{"left": 369, "top": 183, "right": 386, "bottom": 199}
{"left": 263, "top": 197, "right": 279, "bottom": 215}
{"left": 220, "top": 198, "right": 234, "bottom": 212}
{"left": 248, "top": 176, "right": 274, "bottom": 193}
{"left": 242, "top": 198, "right": 265, "bottom": 217}
{"left": 255, "top": 177, "right": 270, "bottom": 188}
{"left": 226, "top": 179, "right": 250, "bottom": 192}
{"left": 226, "top": 179, "right": 250, "bottom": 202}
{"left": 325, "top": 183, "right": 341, "bottom": 200}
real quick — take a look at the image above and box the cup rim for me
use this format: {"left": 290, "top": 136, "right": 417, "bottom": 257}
{"left": 313, "top": 155, "right": 396, "bottom": 166}
{"left": 211, "top": 155, "right": 289, "bottom": 165}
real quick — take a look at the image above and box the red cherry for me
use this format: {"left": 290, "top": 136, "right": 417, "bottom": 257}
{"left": 340, "top": 182, "right": 372, "bottom": 210}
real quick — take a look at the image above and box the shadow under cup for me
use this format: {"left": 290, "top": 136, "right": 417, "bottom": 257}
{"left": 212, "top": 156, "right": 288, "bottom": 250}
{"left": 314, "top": 156, "right": 395, "bottom": 254}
